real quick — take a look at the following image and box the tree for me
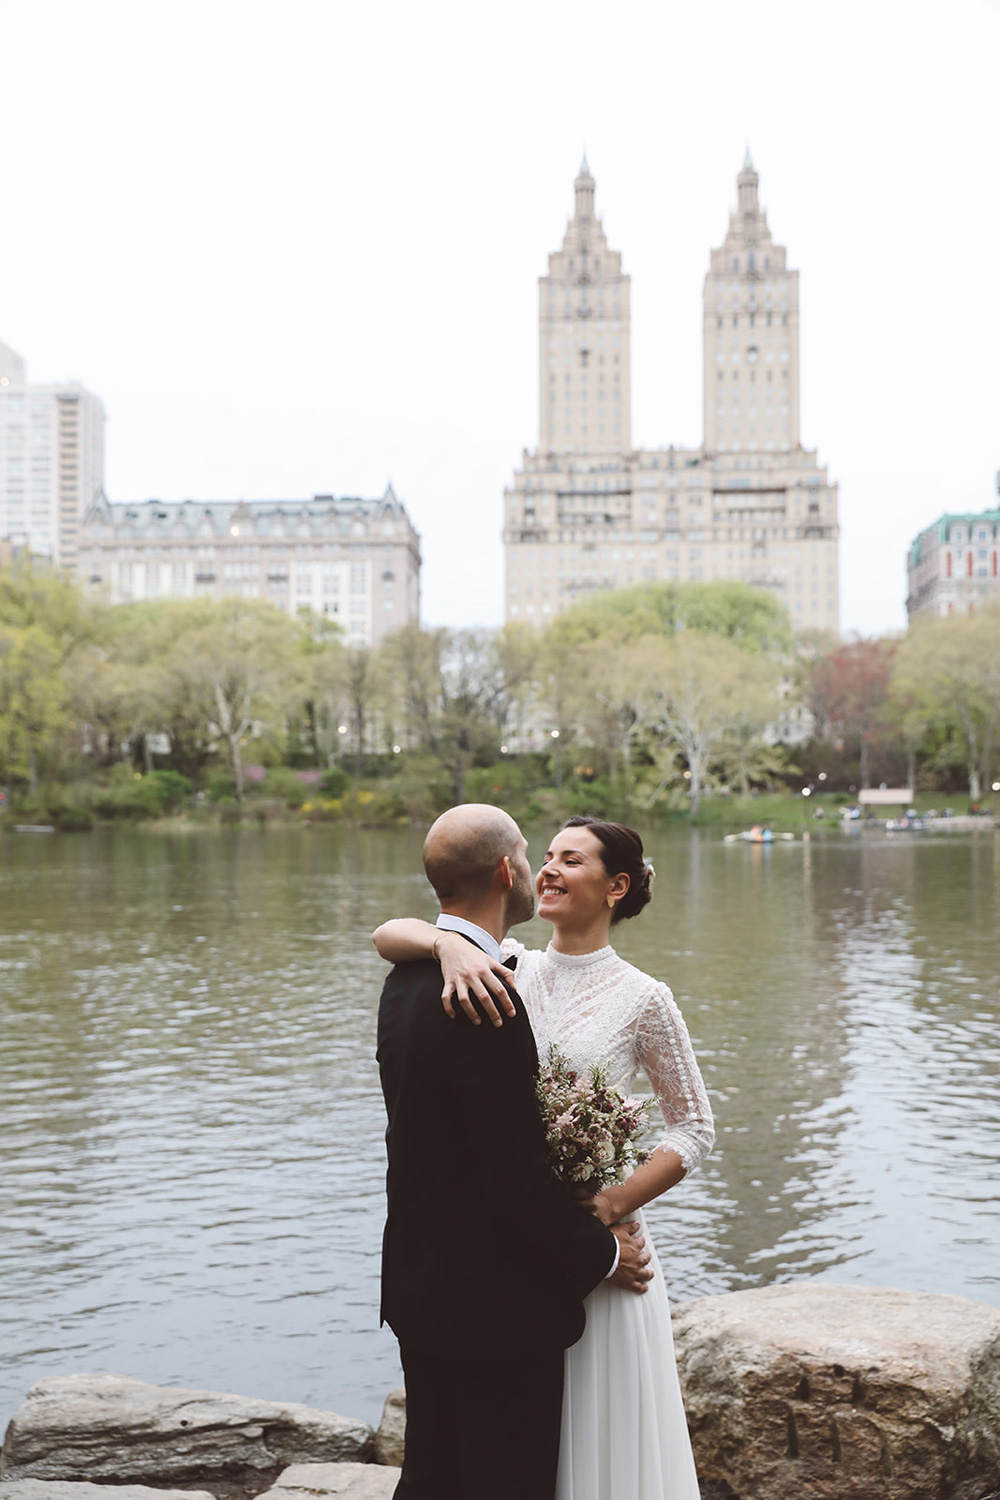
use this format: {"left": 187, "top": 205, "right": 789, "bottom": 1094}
{"left": 163, "top": 600, "right": 304, "bottom": 800}
{"left": 436, "top": 630, "right": 505, "bottom": 803}
{"left": 545, "top": 578, "right": 793, "bottom": 656}
{"left": 73, "top": 601, "right": 181, "bottom": 771}
{"left": 807, "top": 636, "right": 899, "bottom": 789}
{"left": 643, "top": 632, "right": 775, "bottom": 814}
{"left": 571, "top": 636, "right": 658, "bottom": 800}
{"left": 296, "top": 613, "right": 348, "bottom": 767}
{"left": 344, "top": 643, "right": 381, "bottom": 776}
{"left": 0, "top": 626, "right": 68, "bottom": 790}
{"left": 380, "top": 624, "right": 445, "bottom": 751}
{"left": 0, "top": 559, "right": 105, "bottom": 789}
{"left": 488, "top": 623, "right": 540, "bottom": 744}
{"left": 675, "top": 579, "right": 794, "bottom": 656}
{"left": 891, "top": 612, "right": 1000, "bottom": 800}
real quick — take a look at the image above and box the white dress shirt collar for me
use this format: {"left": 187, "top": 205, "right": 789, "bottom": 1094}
{"left": 435, "top": 913, "right": 502, "bottom": 961}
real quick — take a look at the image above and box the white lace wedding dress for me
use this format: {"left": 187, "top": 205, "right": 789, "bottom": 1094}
{"left": 501, "top": 938, "right": 714, "bottom": 1500}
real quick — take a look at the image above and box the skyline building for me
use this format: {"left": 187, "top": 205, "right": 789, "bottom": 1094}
{"left": 503, "top": 155, "right": 840, "bottom": 633}
{"left": 538, "top": 154, "right": 632, "bottom": 456}
{"left": 906, "top": 476, "right": 1000, "bottom": 619}
{"left": 82, "top": 487, "right": 422, "bottom": 648}
{"left": 0, "top": 338, "right": 105, "bottom": 572}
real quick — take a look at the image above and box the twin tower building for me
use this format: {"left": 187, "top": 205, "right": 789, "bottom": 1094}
{"left": 503, "top": 154, "right": 840, "bottom": 633}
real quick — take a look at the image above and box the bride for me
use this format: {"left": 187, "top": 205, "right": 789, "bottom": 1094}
{"left": 373, "top": 814, "right": 714, "bottom": 1500}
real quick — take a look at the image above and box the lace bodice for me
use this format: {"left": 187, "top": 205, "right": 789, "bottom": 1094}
{"left": 501, "top": 939, "right": 714, "bottom": 1176}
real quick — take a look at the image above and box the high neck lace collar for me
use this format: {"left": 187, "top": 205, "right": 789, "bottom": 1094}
{"left": 545, "top": 941, "right": 617, "bottom": 969}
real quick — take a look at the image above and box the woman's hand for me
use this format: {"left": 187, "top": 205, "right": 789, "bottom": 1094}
{"left": 434, "top": 932, "right": 518, "bottom": 1029}
{"left": 574, "top": 1184, "right": 625, "bottom": 1227}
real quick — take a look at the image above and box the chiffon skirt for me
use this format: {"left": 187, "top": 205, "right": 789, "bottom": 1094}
{"left": 556, "top": 1211, "right": 701, "bottom": 1500}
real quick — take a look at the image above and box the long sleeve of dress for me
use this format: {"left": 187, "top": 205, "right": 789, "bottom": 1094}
{"left": 634, "top": 982, "right": 715, "bottom": 1175}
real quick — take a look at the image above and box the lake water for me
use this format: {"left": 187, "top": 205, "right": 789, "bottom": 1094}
{"left": 1, "top": 824, "right": 998, "bottom": 1433}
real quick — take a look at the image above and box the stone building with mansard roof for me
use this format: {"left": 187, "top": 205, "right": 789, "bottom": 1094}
{"left": 81, "top": 485, "right": 421, "bottom": 648}
{"left": 504, "top": 153, "right": 840, "bottom": 633}
{"left": 906, "top": 478, "right": 1000, "bottom": 619}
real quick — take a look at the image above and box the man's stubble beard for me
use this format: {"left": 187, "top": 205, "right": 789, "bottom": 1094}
{"left": 509, "top": 864, "right": 536, "bottom": 927}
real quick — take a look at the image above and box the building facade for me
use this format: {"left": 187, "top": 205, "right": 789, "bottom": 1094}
{"left": 906, "top": 481, "right": 1000, "bottom": 619}
{"left": 503, "top": 155, "right": 840, "bottom": 633}
{"left": 0, "top": 338, "right": 106, "bottom": 572}
{"left": 81, "top": 486, "right": 421, "bottom": 647}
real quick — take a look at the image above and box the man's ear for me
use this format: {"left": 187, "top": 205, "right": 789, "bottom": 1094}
{"left": 499, "top": 855, "right": 515, "bottom": 891}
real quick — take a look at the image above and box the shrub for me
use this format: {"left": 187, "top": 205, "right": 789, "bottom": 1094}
{"left": 51, "top": 803, "right": 94, "bottom": 832}
{"left": 320, "top": 765, "right": 349, "bottom": 798}
{"left": 301, "top": 797, "right": 344, "bottom": 822}
{"left": 204, "top": 769, "right": 237, "bottom": 803}
{"left": 92, "top": 765, "right": 192, "bottom": 818}
{"left": 262, "top": 766, "right": 309, "bottom": 808}
{"left": 137, "top": 770, "right": 192, "bottom": 815}
{"left": 361, "top": 789, "right": 408, "bottom": 824}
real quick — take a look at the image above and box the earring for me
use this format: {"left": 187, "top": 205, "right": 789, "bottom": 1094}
{"left": 607, "top": 895, "right": 616, "bottom": 909}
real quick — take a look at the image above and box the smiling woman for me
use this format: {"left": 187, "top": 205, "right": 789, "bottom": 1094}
{"left": 538, "top": 817, "right": 654, "bottom": 948}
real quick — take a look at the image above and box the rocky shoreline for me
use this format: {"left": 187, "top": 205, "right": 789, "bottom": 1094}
{"left": 2, "top": 1284, "right": 999, "bottom": 1500}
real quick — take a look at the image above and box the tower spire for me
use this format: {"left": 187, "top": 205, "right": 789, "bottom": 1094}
{"left": 737, "top": 149, "right": 759, "bottom": 215}
{"left": 574, "top": 151, "right": 595, "bottom": 219}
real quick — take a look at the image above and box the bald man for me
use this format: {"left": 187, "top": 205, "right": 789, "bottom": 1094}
{"left": 376, "top": 805, "right": 643, "bottom": 1500}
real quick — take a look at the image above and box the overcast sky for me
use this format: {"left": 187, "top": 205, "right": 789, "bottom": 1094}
{"left": 1, "top": 0, "right": 998, "bottom": 634}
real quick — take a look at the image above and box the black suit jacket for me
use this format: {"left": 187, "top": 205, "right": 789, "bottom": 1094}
{"left": 377, "top": 942, "right": 617, "bottom": 1359}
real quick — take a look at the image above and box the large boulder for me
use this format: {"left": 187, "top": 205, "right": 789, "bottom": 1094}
{"left": 372, "top": 1388, "right": 405, "bottom": 1467}
{"left": 673, "top": 1283, "right": 1000, "bottom": 1500}
{"left": 0, "top": 1486, "right": 214, "bottom": 1500}
{"left": 261, "top": 1463, "right": 400, "bottom": 1497}
{"left": 0, "top": 1374, "right": 373, "bottom": 1488}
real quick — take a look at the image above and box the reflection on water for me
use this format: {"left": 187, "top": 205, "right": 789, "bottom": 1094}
{"left": 1, "top": 826, "right": 998, "bottom": 1429}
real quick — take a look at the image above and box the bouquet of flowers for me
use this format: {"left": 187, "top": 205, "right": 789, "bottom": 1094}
{"left": 535, "top": 1044, "right": 651, "bottom": 1191}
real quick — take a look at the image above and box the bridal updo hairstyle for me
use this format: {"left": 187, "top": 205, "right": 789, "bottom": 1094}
{"left": 562, "top": 815, "right": 654, "bottom": 925}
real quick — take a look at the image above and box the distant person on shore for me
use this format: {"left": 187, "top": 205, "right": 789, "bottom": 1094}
{"left": 375, "top": 812, "right": 714, "bottom": 1500}
{"left": 375, "top": 805, "right": 651, "bottom": 1500}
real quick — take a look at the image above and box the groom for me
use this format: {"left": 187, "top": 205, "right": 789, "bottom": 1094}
{"left": 377, "top": 804, "right": 651, "bottom": 1500}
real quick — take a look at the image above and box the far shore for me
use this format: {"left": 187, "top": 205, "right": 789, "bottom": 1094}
{"left": 2, "top": 787, "right": 996, "bottom": 838}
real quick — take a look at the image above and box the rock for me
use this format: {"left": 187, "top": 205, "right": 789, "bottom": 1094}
{"left": 0, "top": 1486, "right": 215, "bottom": 1500}
{"left": 261, "top": 1463, "right": 401, "bottom": 1497}
{"left": 0, "top": 1374, "right": 373, "bottom": 1487}
{"left": 673, "top": 1282, "right": 1000, "bottom": 1500}
{"left": 372, "top": 1388, "right": 405, "bottom": 1467}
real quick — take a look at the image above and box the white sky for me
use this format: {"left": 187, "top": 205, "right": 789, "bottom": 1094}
{"left": 1, "top": 0, "right": 998, "bottom": 635}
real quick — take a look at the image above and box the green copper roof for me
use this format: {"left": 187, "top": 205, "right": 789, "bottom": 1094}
{"left": 908, "top": 508, "right": 1000, "bottom": 563}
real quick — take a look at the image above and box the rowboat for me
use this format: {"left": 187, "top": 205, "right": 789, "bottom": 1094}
{"left": 723, "top": 829, "right": 796, "bottom": 844}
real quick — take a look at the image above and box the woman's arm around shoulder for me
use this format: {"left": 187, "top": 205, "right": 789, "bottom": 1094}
{"left": 371, "top": 918, "right": 517, "bottom": 1028}
{"left": 371, "top": 918, "right": 440, "bottom": 963}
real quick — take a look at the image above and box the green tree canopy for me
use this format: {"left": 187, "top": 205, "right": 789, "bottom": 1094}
{"left": 545, "top": 579, "right": 793, "bottom": 656}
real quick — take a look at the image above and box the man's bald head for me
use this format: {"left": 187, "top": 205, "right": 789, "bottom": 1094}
{"left": 423, "top": 804, "right": 523, "bottom": 906}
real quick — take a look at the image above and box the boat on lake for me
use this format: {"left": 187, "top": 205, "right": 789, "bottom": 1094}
{"left": 724, "top": 827, "right": 796, "bottom": 844}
